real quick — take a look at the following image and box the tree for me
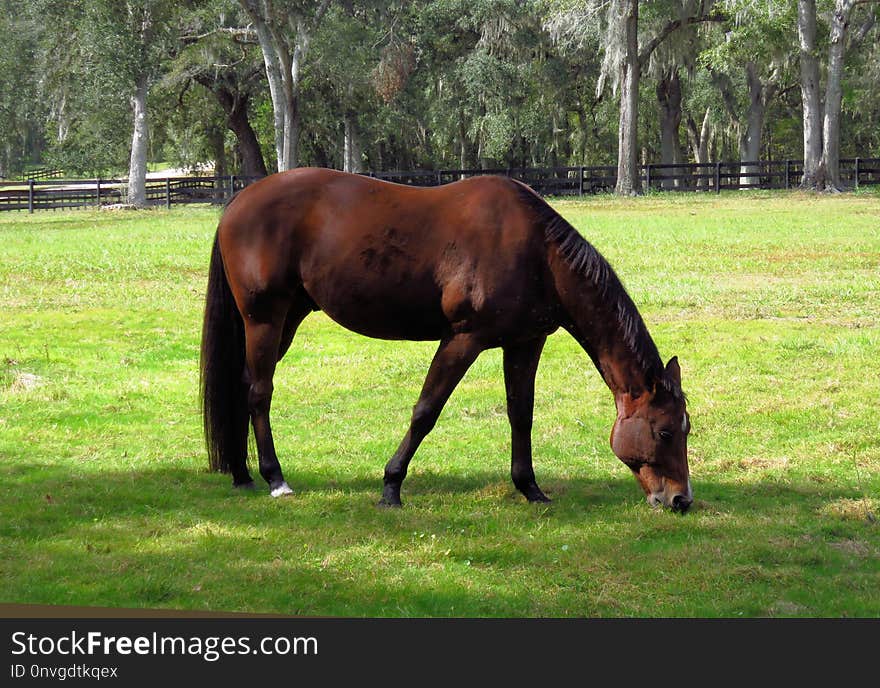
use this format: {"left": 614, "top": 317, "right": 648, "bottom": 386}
{"left": 699, "top": 1, "right": 795, "bottom": 187}
{"left": 41, "top": 0, "right": 177, "bottom": 203}
{"left": 544, "top": 1, "right": 622, "bottom": 168}
{"left": 35, "top": 0, "right": 170, "bottom": 190}
{"left": 0, "top": 2, "right": 43, "bottom": 178}
{"left": 92, "top": 1, "right": 178, "bottom": 205}
{"left": 708, "top": 61, "right": 788, "bottom": 186}
{"left": 800, "top": 0, "right": 879, "bottom": 189}
{"left": 592, "top": 0, "right": 726, "bottom": 194}
{"left": 175, "top": 1, "right": 270, "bottom": 177}
{"left": 304, "top": 1, "right": 391, "bottom": 173}
{"left": 843, "top": 10, "right": 880, "bottom": 157}
{"left": 238, "top": 0, "right": 332, "bottom": 172}
{"left": 798, "top": 0, "right": 823, "bottom": 186}
{"left": 613, "top": 0, "right": 641, "bottom": 194}
{"left": 6, "top": 0, "right": 880, "bottom": 185}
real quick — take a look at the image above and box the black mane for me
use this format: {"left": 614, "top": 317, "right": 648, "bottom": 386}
{"left": 514, "top": 182, "right": 682, "bottom": 398}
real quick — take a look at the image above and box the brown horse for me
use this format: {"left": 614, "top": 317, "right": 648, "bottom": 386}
{"left": 200, "top": 168, "right": 692, "bottom": 511}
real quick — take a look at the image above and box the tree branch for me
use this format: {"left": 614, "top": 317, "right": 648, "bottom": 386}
{"left": 848, "top": 6, "right": 877, "bottom": 48}
{"left": 638, "top": 11, "right": 727, "bottom": 67}
{"left": 180, "top": 26, "right": 258, "bottom": 46}
{"left": 312, "top": 0, "right": 333, "bottom": 32}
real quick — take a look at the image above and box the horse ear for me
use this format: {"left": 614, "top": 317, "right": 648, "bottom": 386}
{"left": 665, "top": 356, "right": 681, "bottom": 385}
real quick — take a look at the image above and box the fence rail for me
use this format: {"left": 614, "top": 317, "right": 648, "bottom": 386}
{"left": 2, "top": 158, "right": 878, "bottom": 212}
{"left": 25, "top": 168, "right": 64, "bottom": 181}
{"left": 0, "top": 175, "right": 259, "bottom": 213}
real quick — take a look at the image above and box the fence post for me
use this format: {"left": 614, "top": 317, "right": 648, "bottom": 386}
{"left": 714, "top": 162, "right": 721, "bottom": 194}
{"left": 96, "top": 179, "right": 102, "bottom": 207}
{"left": 229, "top": 174, "right": 235, "bottom": 201}
{"left": 165, "top": 178, "right": 171, "bottom": 209}
{"left": 28, "top": 179, "right": 34, "bottom": 213}
{"left": 785, "top": 160, "right": 790, "bottom": 189}
{"left": 854, "top": 157, "right": 860, "bottom": 190}
{"left": 436, "top": 170, "right": 442, "bottom": 186}
{"left": 645, "top": 164, "right": 652, "bottom": 192}
{"left": 578, "top": 166, "right": 584, "bottom": 197}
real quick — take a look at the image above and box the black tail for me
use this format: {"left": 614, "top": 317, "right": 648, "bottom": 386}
{"left": 200, "top": 233, "right": 249, "bottom": 478}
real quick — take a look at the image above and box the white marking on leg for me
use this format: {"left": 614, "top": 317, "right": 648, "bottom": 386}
{"left": 270, "top": 481, "right": 294, "bottom": 498}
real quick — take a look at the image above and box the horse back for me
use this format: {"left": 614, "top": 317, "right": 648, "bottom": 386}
{"left": 218, "top": 169, "right": 557, "bottom": 343}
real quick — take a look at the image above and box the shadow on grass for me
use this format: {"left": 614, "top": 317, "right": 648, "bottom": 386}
{"left": 1, "top": 459, "right": 872, "bottom": 538}
{"left": 1, "top": 461, "right": 876, "bottom": 616}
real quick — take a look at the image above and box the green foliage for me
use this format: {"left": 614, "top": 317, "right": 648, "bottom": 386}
{"left": 0, "top": 1, "right": 44, "bottom": 177}
{"left": 4, "top": 0, "right": 879, "bottom": 175}
{"left": 842, "top": 9, "right": 880, "bottom": 158}
{"left": 43, "top": 108, "right": 132, "bottom": 177}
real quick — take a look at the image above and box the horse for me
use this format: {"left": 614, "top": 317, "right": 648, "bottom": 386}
{"left": 200, "top": 168, "right": 693, "bottom": 512}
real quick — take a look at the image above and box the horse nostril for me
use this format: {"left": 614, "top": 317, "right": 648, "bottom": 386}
{"left": 671, "top": 494, "right": 692, "bottom": 512}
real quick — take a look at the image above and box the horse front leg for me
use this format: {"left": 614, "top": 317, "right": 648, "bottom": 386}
{"left": 379, "top": 333, "right": 483, "bottom": 507}
{"left": 503, "top": 336, "right": 550, "bottom": 503}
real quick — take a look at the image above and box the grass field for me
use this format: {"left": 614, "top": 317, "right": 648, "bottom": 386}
{"left": 0, "top": 190, "right": 878, "bottom": 617}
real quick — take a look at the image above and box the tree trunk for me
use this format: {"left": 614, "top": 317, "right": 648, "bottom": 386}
{"left": 798, "top": 0, "right": 823, "bottom": 188}
{"left": 208, "top": 126, "right": 227, "bottom": 179}
{"left": 343, "top": 112, "right": 362, "bottom": 173}
{"left": 286, "top": 87, "right": 301, "bottom": 170}
{"left": 615, "top": 0, "right": 641, "bottom": 196}
{"left": 740, "top": 63, "right": 770, "bottom": 188}
{"left": 821, "top": 0, "right": 857, "bottom": 190}
{"left": 227, "top": 97, "right": 268, "bottom": 178}
{"left": 241, "top": 1, "right": 327, "bottom": 173}
{"left": 284, "top": 39, "right": 307, "bottom": 171}
{"left": 200, "top": 78, "right": 268, "bottom": 179}
{"left": 710, "top": 63, "right": 776, "bottom": 189}
{"left": 686, "top": 107, "right": 712, "bottom": 190}
{"left": 249, "top": 15, "right": 286, "bottom": 172}
{"left": 657, "top": 68, "right": 682, "bottom": 190}
{"left": 206, "top": 125, "right": 227, "bottom": 203}
{"left": 458, "top": 117, "right": 468, "bottom": 178}
{"left": 127, "top": 74, "right": 149, "bottom": 208}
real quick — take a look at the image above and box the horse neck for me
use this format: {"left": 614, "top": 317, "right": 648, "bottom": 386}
{"left": 547, "top": 245, "right": 661, "bottom": 400}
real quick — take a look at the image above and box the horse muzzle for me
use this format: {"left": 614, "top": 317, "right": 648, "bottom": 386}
{"left": 647, "top": 479, "right": 693, "bottom": 513}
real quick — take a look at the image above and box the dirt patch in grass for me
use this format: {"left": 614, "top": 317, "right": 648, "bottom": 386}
{"left": 828, "top": 539, "right": 874, "bottom": 557}
{"left": 738, "top": 456, "right": 791, "bottom": 471}
{"left": 818, "top": 498, "right": 878, "bottom": 523}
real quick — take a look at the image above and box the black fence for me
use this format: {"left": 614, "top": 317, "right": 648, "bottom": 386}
{"left": 364, "top": 158, "right": 880, "bottom": 195}
{"left": 2, "top": 158, "right": 878, "bottom": 212}
{"left": 26, "top": 167, "right": 64, "bottom": 181}
{"left": 0, "top": 175, "right": 259, "bottom": 212}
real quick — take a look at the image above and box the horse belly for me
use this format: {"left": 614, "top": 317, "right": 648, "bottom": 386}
{"left": 303, "top": 271, "right": 448, "bottom": 341}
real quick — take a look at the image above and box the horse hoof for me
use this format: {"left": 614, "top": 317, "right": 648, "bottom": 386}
{"left": 526, "top": 488, "right": 551, "bottom": 504}
{"left": 270, "top": 482, "right": 294, "bottom": 498}
{"left": 377, "top": 497, "right": 402, "bottom": 509}
{"left": 233, "top": 480, "right": 256, "bottom": 491}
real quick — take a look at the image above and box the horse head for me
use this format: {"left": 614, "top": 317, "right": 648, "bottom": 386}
{"left": 610, "top": 357, "right": 692, "bottom": 512}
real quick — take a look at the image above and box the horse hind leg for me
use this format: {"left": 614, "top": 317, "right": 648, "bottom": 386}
{"left": 278, "top": 288, "right": 317, "bottom": 362}
{"left": 244, "top": 293, "right": 313, "bottom": 497}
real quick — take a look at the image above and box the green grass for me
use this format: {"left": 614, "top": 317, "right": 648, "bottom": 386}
{"left": 1, "top": 191, "right": 878, "bottom": 617}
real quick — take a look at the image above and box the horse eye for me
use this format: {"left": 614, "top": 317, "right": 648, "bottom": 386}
{"left": 658, "top": 429, "right": 673, "bottom": 441}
